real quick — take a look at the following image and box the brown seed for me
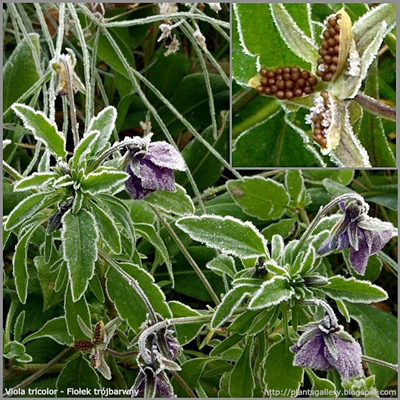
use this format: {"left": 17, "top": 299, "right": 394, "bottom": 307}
{"left": 308, "top": 76, "right": 318, "bottom": 86}
{"left": 276, "top": 67, "right": 283, "bottom": 74}
{"left": 264, "top": 87, "right": 271, "bottom": 95}
{"left": 283, "top": 72, "right": 291, "bottom": 80}
{"left": 283, "top": 66, "right": 291, "bottom": 73}
{"left": 294, "top": 88, "right": 303, "bottom": 97}
{"left": 276, "top": 80, "right": 285, "bottom": 89}
{"left": 291, "top": 72, "right": 300, "bottom": 81}
{"left": 270, "top": 85, "right": 278, "bottom": 93}
{"left": 323, "top": 55, "right": 332, "bottom": 63}
{"left": 329, "top": 27, "right": 336, "bottom": 36}
{"left": 268, "top": 78, "right": 275, "bottom": 85}
{"left": 291, "top": 66, "right": 301, "bottom": 74}
{"left": 327, "top": 38, "right": 336, "bottom": 47}
{"left": 276, "top": 74, "right": 283, "bottom": 81}
{"left": 256, "top": 86, "right": 264, "bottom": 94}
{"left": 329, "top": 64, "right": 337, "bottom": 73}
{"left": 276, "top": 90, "right": 285, "bottom": 99}
{"left": 334, "top": 34, "right": 340, "bottom": 44}
{"left": 285, "top": 80, "right": 294, "bottom": 89}
{"left": 285, "top": 91, "right": 294, "bottom": 99}
{"left": 261, "top": 77, "right": 268, "bottom": 86}
{"left": 334, "top": 44, "right": 339, "bottom": 53}
{"left": 303, "top": 86, "right": 312, "bottom": 94}
{"left": 319, "top": 48, "right": 328, "bottom": 56}
{"left": 267, "top": 70, "right": 275, "bottom": 78}
{"left": 260, "top": 68, "right": 268, "bottom": 76}
{"left": 321, "top": 39, "right": 329, "bottom": 49}
{"left": 297, "top": 78, "right": 306, "bottom": 87}
{"left": 328, "top": 16, "right": 337, "bottom": 26}
{"left": 331, "top": 56, "right": 339, "bottom": 65}
{"left": 323, "top": 30, "right": 331, "bottom": 39}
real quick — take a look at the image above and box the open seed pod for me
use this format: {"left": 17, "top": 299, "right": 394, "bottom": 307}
{"left": 306, "top": 91, "right": 340, "bottom": 154}
{"left": 316, "top": 8, "right": 352, "bottom": 82}
{"left": 250, "top": 66, "right": 318, "bottom": 100}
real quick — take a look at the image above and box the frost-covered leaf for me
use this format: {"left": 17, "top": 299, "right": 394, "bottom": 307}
{"left": 211, "top": 284, "right": 258, "bottom": 329}
{"left": 144, "top": 184, "right": 195, "bottom": 216}
{"left": 264, "top": 339, "right": 303, "bottom": 394}
{"left": 22, "top": 317, "right": 73, "bottom": 346}
{"left": 85, "top": 106, "right": 117, "bottom": 155}
{"left": 269, "top": 3, "right": 318, "bottom": 65}
{"left": 206, "top": 254, "right": 237, "bottom": 278}
{"left": 176, "top": 214, "right": 268, "bottom": 259}
{"left": 325, "top": 276, "right": 388, "bottom": 303}
{"left": 62, "top": 208, "right": 98, "bottom": 301}
{"left": 14, "top": 172, "right": 59, "bottom": 192}
{"left": 81, "top": 168, "right": 128, "bottom": 195}
{"left": 249, "top": 276, "right": 294, "bottom": 309}
{"left": 89, "top": 200, "right": 121, "bottom": 254}
{"left": 12, "top": 104, "right": 67, "bottom": 159}
{"left": 227, "top": 177, "right": 290, "bottom": 220}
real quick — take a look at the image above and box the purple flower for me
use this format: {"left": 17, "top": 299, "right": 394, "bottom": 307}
{"left": 290, "top": 313, "right": 364, "bottom": 381}
{"left": 124, "top": 135, "right": 186, "bottom": 200}
{"left": 133, "top": 368, "right": 174, "bottom": 398}
{"left": 318, "top": 201, "right": 396, "bottom": 275}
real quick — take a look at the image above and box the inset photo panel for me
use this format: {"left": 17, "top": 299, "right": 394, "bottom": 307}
{"left": 231, "top": 3, "right": 396, "bottom": 168}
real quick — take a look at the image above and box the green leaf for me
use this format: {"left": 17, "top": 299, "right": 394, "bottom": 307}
{"left": 85, "top": 106, "right": 117, "bottom": 155}
{"left": 105, "top": 263, "right": 171, "bottom": 332}
{"left": 262, "top": 218, "right": 297, "bottom": 242}
{"left": 80, "top": 168, "right": 128, "bottom": 195}
{"left": 3, "top": 33, "right": 40, "bottom": 118}
{"left": 135, "top": 222, "right": 173, "bottom": 285}
{"left": 211, "top": 284, "right": 258, "bottom": 329}
{"left": 5, "top": 192, "right": 54, "bottom": 231}
{"left": 264, "top": 339, "right": 304, "bottom": 396}
{"left": 56, "top": 354, "right": 101, "bottom": 394}
{"left": 169, "top": 301, "right": 206, "bottom": 345}
{"left": 346, "top": 303, "right": 397, "bottom": 391}
{"left": 210, "top": 333, "right": 244, "bottom": 356}
{"left": 232, "top": 4, "right": 313, "bottom": 85}
{"left": 324, "top": 276, "right": 388, "bottom": 303}
{"left": 306, "top": 369, "right": 337, "bottom": 397}
{"left": 89, "top": 200, "right": 121, "bottom": 254}
{"left": 13, "top": 223, "right": 42, "bottom": 303}
{"left": 14, "top": 311, "right": 26, "bottom": 343}
{"left": 285, "top": 170, "right": 307, "bottom": 205}
{"left": 4, "top": 341, "right": 26, "bottom": 358}
{"left": 12, "top": 104, "right": 67, "bottom": 159}
{"left": 228, "top": 309, "right": 262, "bottom": 334}
{"left": 232, "top": 107, "right": 323, "bottom": 167}
{"left": 22, "top": 316, "right": 73, "bottom": 346}
{"left": 64, "top": 284, "right": 91, "bottom": 341}
{"left": 249, "top": 276, "right": 294, "bottom": 309}
{"left": 62, "top": 209, "right": 98, "bottom": 301}
{"left": 144, "top": 184, "right": 195, "bottom": 216}
{"left": 229, "top": 340, "right": 255, "bottom": 397}
{"left": 269, "top": 3, "right": 318, "bottom": 64}
{"left": 176, "top": 214, "right": 267, "bottom": 259}
{"left": 34, "top": 256, "right": 65, "bottom": 311}
{"left": 206, "top": 254, "right": 237, "bottom": 278}
{"left": 70, "top": 130, "right": 100, "bottom": 169}
{"left": 227, "top": 176, "right": 290, "bottom": 220}
{"left": 14, "top": 172, "right": 59, "bottom": 191}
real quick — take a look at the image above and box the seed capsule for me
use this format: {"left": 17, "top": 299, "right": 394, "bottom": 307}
{"left": 306, "top": 91, "right": 340, "bottom": 154}
{"left": 316, "top": 8, "right": 352, "bottom": 82}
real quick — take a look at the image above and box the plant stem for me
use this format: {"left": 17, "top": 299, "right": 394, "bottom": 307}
{"left": 3, "top": 347, "right": 74, "bottom": 398}
{"left": 362, "top": 355, "right": 398, "bottom": 371}
{"left": 354, "top": 92, "right": 396, "bottom": 122}
{"left": 151, "top": 206, "right": 220, "bottom": 305}
{"left": 170, "top": 370, "right": 197, "bottom": 398}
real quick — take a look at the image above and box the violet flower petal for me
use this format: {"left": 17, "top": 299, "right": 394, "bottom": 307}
{"left": 325, "top": 337, "right": 363, "bottom": 381}
{"left": 291, "top": 335, "right": 333, "bottom": 371}
{"left": 147, "top": 142, "right": 186, "bottom": 171}
{"left": 140, "top": 158, "right": 176, "bottom": 192}
{"left": 125, "top": 165, "right": 154, "bottom": 200}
